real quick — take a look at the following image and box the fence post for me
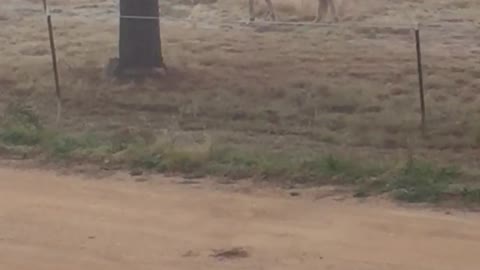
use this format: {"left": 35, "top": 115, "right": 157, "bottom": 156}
{"left": 414, "top": 27, "right": 426, "bottom": 134}
{"left": 42, "top": 0, "right": 62, "bottom": 124}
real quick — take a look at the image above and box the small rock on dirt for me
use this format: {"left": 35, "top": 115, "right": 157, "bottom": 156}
{"left": 210, "top": 247, "right": 249, "bottom": 260}
{"left": 289, "top": 191, "right": 301, "bottom": 197}
{"left": 129, "top": 169, "right": 143, "bottom": 177}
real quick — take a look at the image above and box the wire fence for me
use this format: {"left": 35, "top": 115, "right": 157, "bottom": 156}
{"left": 14, "top": 0, "right": 480, "bottom": 30}
{"left": 3, "top": 1, "right": 480, "bottom": 145}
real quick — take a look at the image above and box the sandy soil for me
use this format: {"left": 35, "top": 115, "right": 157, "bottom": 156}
{"left": 1, "top": 167, "right": 479, "bottom": 270}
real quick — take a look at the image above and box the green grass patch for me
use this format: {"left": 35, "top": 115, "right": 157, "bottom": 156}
{"left": 460, "top": 187, "right": 480, "bottom": 204}
{"left": 300, "top": 154, "right": 383, "bottom": 184}
{"left": 0, "top": 104, "right": 42, "bottom": 146}
{"left": 388, "top": 160, "right": 459, "bottom": 203}
{"left": 0, "top": 104, "right": 479, "bottom": 206}
{"left": 44, "top": 133, "right": 106, "bottom": 159}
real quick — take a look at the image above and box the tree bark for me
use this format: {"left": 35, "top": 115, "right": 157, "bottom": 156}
{"left": 117, "top": 0, "right": 165, "bottom": 74}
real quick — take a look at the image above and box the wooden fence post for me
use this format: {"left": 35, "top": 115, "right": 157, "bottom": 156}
{"left": 415, "top": 27, "right": 426, "bottom": 134}
{"left": 42, "top": 0, "right": 62, "bottom": 124}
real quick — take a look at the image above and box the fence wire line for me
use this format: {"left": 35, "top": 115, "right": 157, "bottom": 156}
{"left": 41, "top": 13, "right": 480, "bottom": 32}
{"left": 12, "top": 5, "right": 480, "bottom": 31}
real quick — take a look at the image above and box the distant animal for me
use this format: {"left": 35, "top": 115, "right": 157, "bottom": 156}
{"left": 248, "top": 0, "right": 276, "bottom": 21}
{"left": 248, "top": 0, "right": 338, "bottom": 22}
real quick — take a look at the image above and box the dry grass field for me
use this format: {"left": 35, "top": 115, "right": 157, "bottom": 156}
{"left": 1, "top": 0, "right": 480, "bottom": 173}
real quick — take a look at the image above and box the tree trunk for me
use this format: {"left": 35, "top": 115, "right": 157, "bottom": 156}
{"left": 117, "top": 0, "right": 165, "bottom": 74}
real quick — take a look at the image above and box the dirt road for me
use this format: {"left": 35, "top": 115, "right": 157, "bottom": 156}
{"left": 0, "top": 167, "right": 479, "bottom": 270}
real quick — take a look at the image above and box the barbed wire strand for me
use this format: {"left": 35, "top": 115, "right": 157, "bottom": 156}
{"left": 11, "top": 5, "right": 480, "bottom": 31}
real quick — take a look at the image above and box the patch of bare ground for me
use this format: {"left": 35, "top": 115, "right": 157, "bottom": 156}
{"left": 1, "top": 167, "right": 480, "bottom": 269}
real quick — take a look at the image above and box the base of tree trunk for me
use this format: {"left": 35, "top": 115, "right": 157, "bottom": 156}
{"left": 105, "top": 57, "right": 167, "bottom": 79}
{"left": 115, "top": 0, "right": 166, "bottom": 79}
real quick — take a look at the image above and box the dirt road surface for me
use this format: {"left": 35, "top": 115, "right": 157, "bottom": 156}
{"left": 1, "top": 167, "right": 479, "bottom": 270}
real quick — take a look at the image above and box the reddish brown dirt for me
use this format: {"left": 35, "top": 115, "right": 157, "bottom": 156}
{"left": 1, "top": 167, "right": 479, "bottom": 270}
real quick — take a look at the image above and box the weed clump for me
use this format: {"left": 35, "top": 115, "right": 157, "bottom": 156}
{"left": 0, "top": 104, "right": 42, "bottom": 146}
{"left": 388, "top": 160, "right": 459, "bottom": 203}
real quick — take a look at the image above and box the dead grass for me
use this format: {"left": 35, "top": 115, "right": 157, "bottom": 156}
{"left": 2, "top": 0, "right": 480, "bottom": 180}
